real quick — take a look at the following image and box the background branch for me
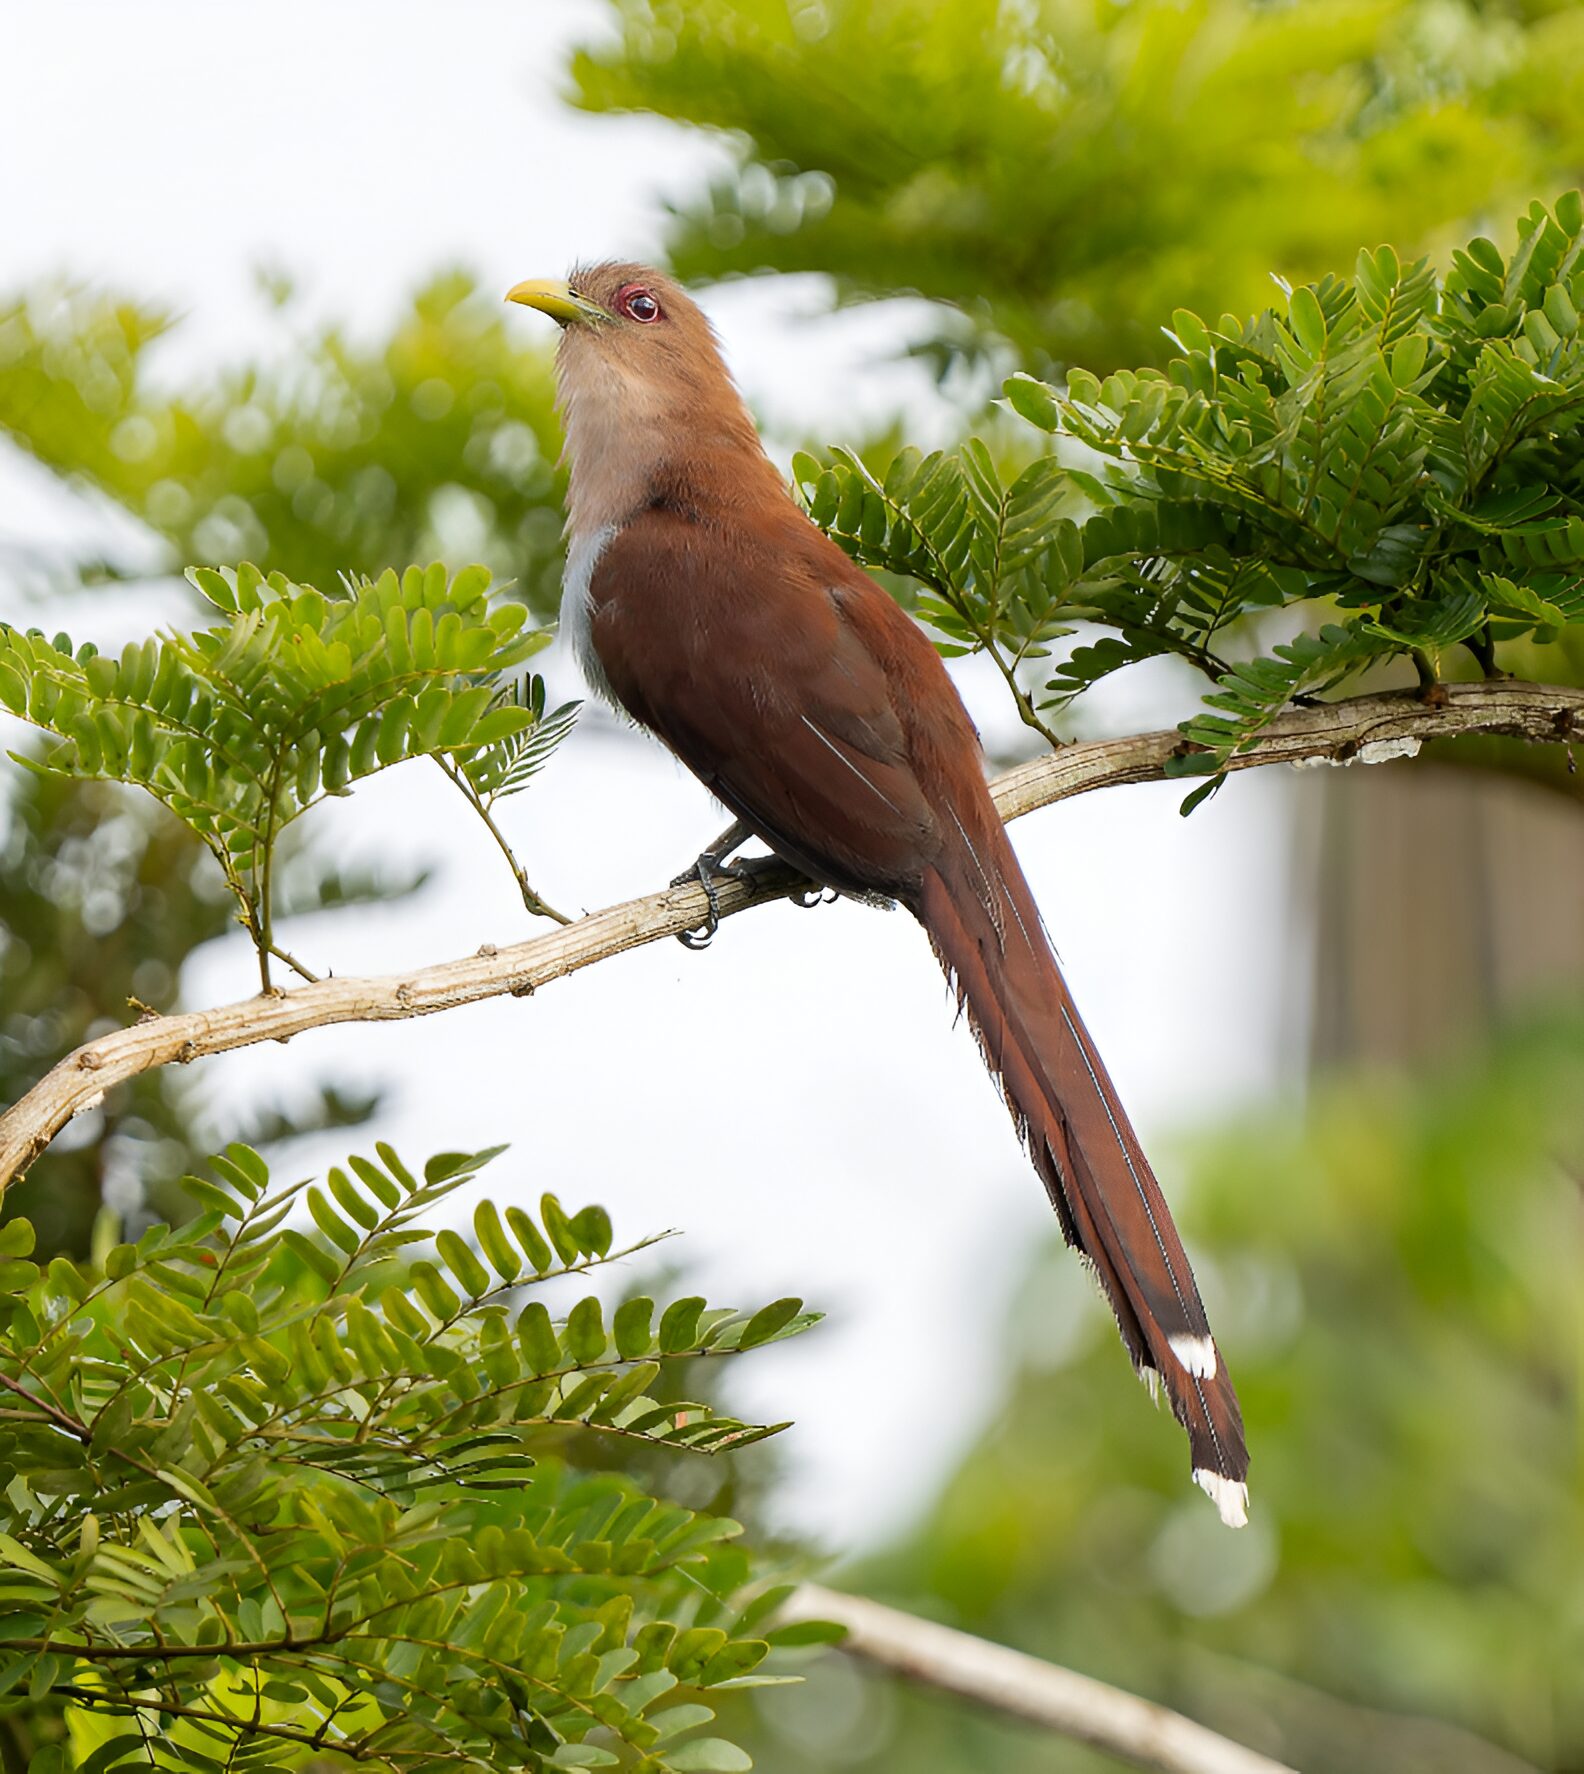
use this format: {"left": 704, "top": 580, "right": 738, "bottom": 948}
{"left": 784, "top": 1583, "right": 1297, "bottom": 1774}
{"left": 2, "top": 678, "right": 1579, "bottom": 1193}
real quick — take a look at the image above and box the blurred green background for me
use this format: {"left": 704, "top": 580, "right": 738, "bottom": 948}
{"left": 2, "top": 2, "right": 1582, "bottom": 1769}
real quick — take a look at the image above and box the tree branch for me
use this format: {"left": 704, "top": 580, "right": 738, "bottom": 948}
{"left": 784, "top": 1583, "right": 1296, "bottom": 1774}
{"left": 990, "top": 677, "right": 1582, "bottom": 818}
{"left": 2, "top": 678, "right": 1579, "bottom": 1193}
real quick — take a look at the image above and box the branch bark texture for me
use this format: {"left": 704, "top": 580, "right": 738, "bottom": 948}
{"left": 785, "top": 1583, "right": 1297, "bottom": 1774}
{"left": 2, "top": 679, "right": 1579, "bottom": 1192}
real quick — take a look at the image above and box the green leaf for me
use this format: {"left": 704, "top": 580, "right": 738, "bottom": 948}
{"left": 1003, "top": 373, "right": 1060, "bottom": 431}
{"left": 735, "top": 1298, "right": 803, "bottom": 1350}
{"left": 765, "top": 1617, "right": 847, "bottom": 1647}
{"left": 517, "top": 1300, "right": 562, "bottom": 1374}
{"left": 281, "top": 1226, "right": 340, "bottom": 1285}
{"left": 474, "top": 1200, "right": 522, "bottom": 1281}
{"left": 0, "top": 1534, "right": 60, "bottom": 1583}
{"left": 435, "top": 1228, "right": 492, "bottom": 1298}
{"left": 614, "top": 1296, "right": 655, "bottom": 1360}
{"left": 1288, "top": 284, "right": 1327, "bottom": 355}
{"left": 667, "top": 1740, "right": 754, "bottom": 1771}
{"left": 0, "top": 1218, "right": 37, "bottom": 1258}
{"left": 541, "top": 1194, "right": 583, "bottom": 1266}
{"left": 507, "top": 1205, "right": 555, "bottom": 1272}
{"left": 327, "top": 1165, "right": 380, "bottom": 1230}
{"left": 570, "top": 1204, "right": 614, "bottom": 1258}
{"left": 563, "top": 1297, "right": 606, "bottom": 1366}
{"left": 77, "top": 1735, "right": 148, "bottom": 1774}
{"left": 658, "top": 1297, "right": 707, "bottom": 1354}
{"left": 307, "top": 1185, "right": 362, "bottom": 1255}
{"left": 409, "top": 1259, "right": 462, "bottom": 1322}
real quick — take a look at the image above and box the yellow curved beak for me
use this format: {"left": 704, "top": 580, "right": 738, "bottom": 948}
{"left": 504, "top": 279, "right": 607, "bottom": 327}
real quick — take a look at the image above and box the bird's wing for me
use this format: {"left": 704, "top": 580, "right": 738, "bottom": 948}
{"left": 588, "top": 507, "right": 944, "bottom": 895}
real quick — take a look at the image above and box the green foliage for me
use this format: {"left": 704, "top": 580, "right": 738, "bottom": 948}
{"left": 573, "top": 0, "right": 1584, "bottom": 375}
{"left": 0, "top": 274, "right": 570, "bottom": 613}
{"left": 793, "top": 441, "right": 1080, "bottom": 741}
{"left": 0, "top": 270, "right": 576, "bottom": 1246}
{"left": 0, "top": 562, "right": 577, "bottom": 979}
{"left": 457, "top": 675, "right": 581, "bottom": 807}
{"left": 0, "top": 1142, "right": 823, "bottom": 1771}
{"left": 0, "top": 776, "right": 232, "bottom": 1255}
{"left": 801, "top": 196, "right": 1584, "bottom": 800}
{"left": 0, "top": 761, "right": 394, "bottom": 1255}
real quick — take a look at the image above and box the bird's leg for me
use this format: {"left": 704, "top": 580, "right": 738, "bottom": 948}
{"left": 672, "top": 819, "right": 753, "bottom": 886}
{"left": 673, "top": 819, "right": 755, "bottom": 949}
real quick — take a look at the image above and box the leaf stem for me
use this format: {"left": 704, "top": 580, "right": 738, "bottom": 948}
{"left": 0, "top": 1370, "right": 92, "bottom": 1440}
{"left": 269, "top": 942, "right": 320, "bottom": 983}
{"left": 256, "top": 753, "right": 286, "bottom": 993}
{"left": 434, "top": 756, "right": 571, "bottom": 924}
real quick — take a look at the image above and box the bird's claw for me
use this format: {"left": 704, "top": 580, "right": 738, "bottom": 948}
{"left": 673, "top": 849, "right": 753, "bottom": 950}
{"left": 670, "top": 818, "right": 844, "bottom": 946}
{"left": 677, "top": 862, "right": 723, "bottom": 949}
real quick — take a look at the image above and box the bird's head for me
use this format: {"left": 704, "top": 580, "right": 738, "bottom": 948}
{"left": 505, "top": 261, "right": 731, "bottom": 417}
{"left": 505, "top": 261, "right": 771, "bottom": 531}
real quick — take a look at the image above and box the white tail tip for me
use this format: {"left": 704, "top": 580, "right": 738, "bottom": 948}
{"left": 1169, "top": 1333, "right": 1218, "bottom": 1379}
{"left": 1194, "top": 1468, "right": 1250, "bottom": 1529}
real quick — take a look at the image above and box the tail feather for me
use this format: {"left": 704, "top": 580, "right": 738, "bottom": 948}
{"left": 916, "top": 823, "right": 1250, "bottom": 1525}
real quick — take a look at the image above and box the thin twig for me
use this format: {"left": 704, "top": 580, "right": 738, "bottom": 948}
{"left": 268, "top": 943, "right": 321, "bottom": 983}
{"left": 0, "top": 1370, "right": 90, "bottom": 1440}
{"left": 2, "top": 678, "right": 1580, "bottom": 1193}
{"left": 784, "top": 1583, "right": 1296, "bottom": 1774}
{"left": 57, "top": 1691, "right": 382, "bottom": 1761}
{"left": 434, "top": 755, "right": 573, "bottom": 924}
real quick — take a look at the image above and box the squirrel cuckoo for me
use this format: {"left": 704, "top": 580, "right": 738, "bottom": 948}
{"left": 506, "top": 264, "right": 1249, "bottom": 1525}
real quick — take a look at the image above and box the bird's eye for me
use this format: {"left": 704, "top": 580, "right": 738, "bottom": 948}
{"left": 617, "top": 285, "right": 663, "bottom": 324}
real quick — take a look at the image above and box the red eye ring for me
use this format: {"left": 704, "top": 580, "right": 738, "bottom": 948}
{"left": 616, "top": 284, "right": 663, "bottom": 324}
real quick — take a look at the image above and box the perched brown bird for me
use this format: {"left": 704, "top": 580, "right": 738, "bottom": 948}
{"left": 507, "top": 264, "right": 1249, "bottom": 1525}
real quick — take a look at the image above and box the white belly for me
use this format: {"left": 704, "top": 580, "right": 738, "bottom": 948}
{"left": 561, "top": 523, "right": 619, "bottom": 707}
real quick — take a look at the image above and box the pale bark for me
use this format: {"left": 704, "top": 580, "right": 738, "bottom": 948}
{"left": 2, "top": 679, "right": 1579, "bottom": 1192}
{"left": 784, "top": 1583, "right": 1298, "bottom": 1774}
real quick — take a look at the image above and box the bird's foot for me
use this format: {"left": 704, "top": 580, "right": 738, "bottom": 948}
{"left": 675, "top": 855, "right": 742, "bottom": 949}
{"left": 793, "top": 886, "right": 839, "bottom": 911}
{"left": 673, "top": 821, "right": 756, "bottom": 950}
{"left": 791, "top": 885, "right": 893, "bottom": 913}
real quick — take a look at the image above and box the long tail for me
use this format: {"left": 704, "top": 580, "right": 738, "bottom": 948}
{"left": 915, "top": 805, "right": 1249, "bottom": 1525}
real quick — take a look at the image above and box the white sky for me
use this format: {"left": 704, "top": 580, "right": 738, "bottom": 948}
{"left": 1, "top": 0, "right": 1302, "bottom": 1548}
